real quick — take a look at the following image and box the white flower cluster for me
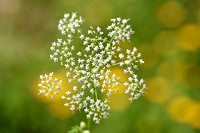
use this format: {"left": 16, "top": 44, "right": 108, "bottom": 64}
{"left": 107, "top": 18, "right": 134, "bottom": 43}
{"left": 38, "top": 72, "right": 62, "bottom": 98}
{"left": 38, "top": 12, "right": 146, "bottom": 124}
{"left": 58, "top": 12, "right": 83, "bottom": 35}
{"left": 50, "top": 13, "right": 83, "bottom": 66}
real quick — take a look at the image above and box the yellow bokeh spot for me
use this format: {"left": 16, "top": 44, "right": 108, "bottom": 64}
{"left": 33, "top": 70, "right": 79, "bottom": 103}
{"left": 49, "top": 100, "right": 76, "bottom": 119}
{"left": 104, "top": 66, "right": 130, "bottom": 95}
{"left": 109, "top": 94, "right": 130, "bottom": 111}
{"left": 138, "top": 43, "right": 159, "bottom": 69}
{"left": 157, "top": 1, "right": 186, "bottom": 28}
{"left": 84, "top": 0, "right": 113, "bottom": 25}
{"left": 167, "top": 96, "right": 193, "bottom": 123}
{"left": 157, "top": 60, "right": 187, "bottom": 83}
{"left": 183, "top": 103, "right": 200, "bottom": 124}
{"left": 167, "top": 96, "right": 200, "bottom": 129}
{"left": 190, "top": 109, "right": 200, "bottom": 129}
{"left": 145, "top": 77, "right": 172, "bottom": 103}
{"left": 153, "top": 30, "right": 179, "bottom": 56}
{"left": 177, "top": 24, "right": 200, "bottom": 51}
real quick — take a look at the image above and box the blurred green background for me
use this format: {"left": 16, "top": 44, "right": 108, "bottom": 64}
{"left": 1, "top": 0, "right": 200, "bottom": 133}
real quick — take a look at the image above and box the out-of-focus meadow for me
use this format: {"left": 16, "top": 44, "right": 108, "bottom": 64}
{"left": 0, "top": 0, "right": 200, "bottom": 133}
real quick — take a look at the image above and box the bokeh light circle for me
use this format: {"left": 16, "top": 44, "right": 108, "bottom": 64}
{"left": 167, "top": 96, "right": 200, "bottom": 129}
{"left": 109, "top": 94, "right": 130, "bottom": 111}
{"left": 177, "top": 24, "right": 200, "bottom": 51}
{"left": 157, "top": 1, "right": 186, "bottom": 28}
{"left": 153, "top": 30, "right": 179, "bottom": 56}
{"left": 145, "top": 77, "right": 172, "bottom": 103}
{"left": 157, "top": 60, "right": 187, "bottom": 83}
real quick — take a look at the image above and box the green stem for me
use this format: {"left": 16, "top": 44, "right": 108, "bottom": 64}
{"left": 108, "top": 34, "right": 115, "bottom": 44}
{"left": 87, "top": 90, "right": 94, "bottom": 130}
{"left": 92, "top": 79, "right": 98, "bottom": 100}
{"left": 95, "top": 88, "right": 98, "bottom": 100}
{"left": 108, "top": 28, "right": 121, "bottom": 45}
{"left": 77, "top": 87, "right": 83, "bottom": 94}
{"left": 87, "top": 117, "right": 92, "bottom": 129}
{"left": 110, "top": 59, "right": 133, "bottom": 67}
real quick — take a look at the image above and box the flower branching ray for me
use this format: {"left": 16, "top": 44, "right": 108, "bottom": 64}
{"left": 38, "top": 12, "right": 146, "bottom": 126}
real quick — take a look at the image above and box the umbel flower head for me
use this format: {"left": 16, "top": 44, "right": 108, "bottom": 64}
{"left": 38, "top": 12, "right": 146, "bottom": 124}
{"left": 38, "top": 72, "right": 62, "bottom": 98}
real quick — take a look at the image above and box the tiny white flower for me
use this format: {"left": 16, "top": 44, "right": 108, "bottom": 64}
{"left": 80, "top": 34, "right": 84, "bottom": 39}
{"left": 119, "top": 53, "right": 124, "bottom": 59}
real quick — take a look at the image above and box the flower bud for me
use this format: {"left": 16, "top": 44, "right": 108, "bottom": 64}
{"left": 80, "top": 121, "right": 86, "bottom": 129}
{"left": 83, "top": 130, "right": 90, "bottom": 133}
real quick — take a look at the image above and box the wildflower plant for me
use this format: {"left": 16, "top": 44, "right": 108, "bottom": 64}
{"left": 38, "top": 12, "right": 146, "bottom": 132}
